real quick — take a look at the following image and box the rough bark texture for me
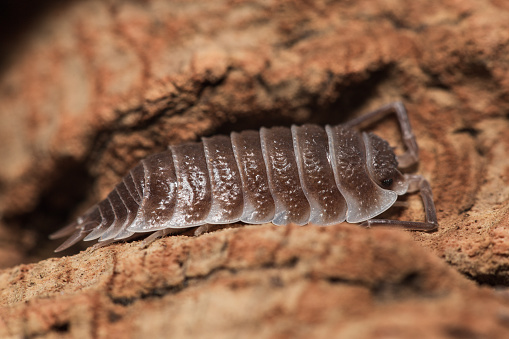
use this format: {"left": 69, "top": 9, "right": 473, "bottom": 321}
{"left": 2, "top": 225, "right": 509, "bottom": 338}
{"left": 1, "top": 0, "right": 509, "bottom": 337}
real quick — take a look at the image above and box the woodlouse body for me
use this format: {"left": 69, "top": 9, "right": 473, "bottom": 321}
{"left": 52, "top": 102, "right": 438, "bottom": 251}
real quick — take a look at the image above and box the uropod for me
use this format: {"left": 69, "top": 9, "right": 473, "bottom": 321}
{"left": 51, "top": 102, "right": 438, "bottom": 252}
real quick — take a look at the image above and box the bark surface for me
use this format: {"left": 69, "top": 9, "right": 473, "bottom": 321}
{"left": 1, "top": 0, "right": 509, "bottom": 337}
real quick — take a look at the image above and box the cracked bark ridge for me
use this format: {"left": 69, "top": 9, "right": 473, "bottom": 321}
{"left": 1, "top": 226, "right": 509, "bottom": 338}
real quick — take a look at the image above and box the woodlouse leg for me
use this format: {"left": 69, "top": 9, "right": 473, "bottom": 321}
{"left": 194, "top": 224, "right": 212, "bottom": 236}
{"left": 139, "top": 229, "right": 173, "bottom": 248}
{"left": 138, "top": 228, "right": 193, "bottom": 248}
{"left": 90, "top": 234, "right": 144, "bottom": 251}
{"left": 360, "top": 175, "right": 438, "bottom": 231}
{"left": 91, "top": 239, "right": 118, "bottom": 251}
{"left": 343, "top": 101, "right": 419, "bottom": 168}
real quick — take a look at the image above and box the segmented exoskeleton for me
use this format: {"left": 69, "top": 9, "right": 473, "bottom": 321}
{"left": 51, "top": 102, "right": 438, "bottom": 252}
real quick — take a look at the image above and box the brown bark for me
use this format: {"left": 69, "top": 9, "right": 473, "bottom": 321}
{"left": 1, "top": 0, "right": 509, "bottom": 337}
{"left": 2, "top": 226, "right": 509, "bottom": 338}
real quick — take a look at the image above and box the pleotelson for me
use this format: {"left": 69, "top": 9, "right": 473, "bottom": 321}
{"left": 54, "top": 124, "right": 398, "bottom": 249}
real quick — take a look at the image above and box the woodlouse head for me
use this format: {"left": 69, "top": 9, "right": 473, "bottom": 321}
{"left": 363, "top": 132, "right": 408, "bottom": 195}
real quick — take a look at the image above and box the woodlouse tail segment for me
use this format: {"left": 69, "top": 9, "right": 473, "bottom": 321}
{"left": 82, "top": 200, "right": 115, "bottom": 241}
{"left": 54, "top": 231, "right": 88, "bottom": 253}
{"left": 53, "top": 166, "right": 144, "bottom": 251}
{"left": 51, "top": 206, "right": 102, "bottom": 252}
{"left": 98, "top": 189, "right": 129, "bottom": 241}
{"left": 49, "top": 203, "right": 99, "bottom": 240}
{"left": 49, "top": 221, "right": 80, "bottom": 240}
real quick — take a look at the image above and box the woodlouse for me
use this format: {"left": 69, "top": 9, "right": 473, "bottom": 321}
{"left": 51, "top": 102, "right": 438, "bottom": 252}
